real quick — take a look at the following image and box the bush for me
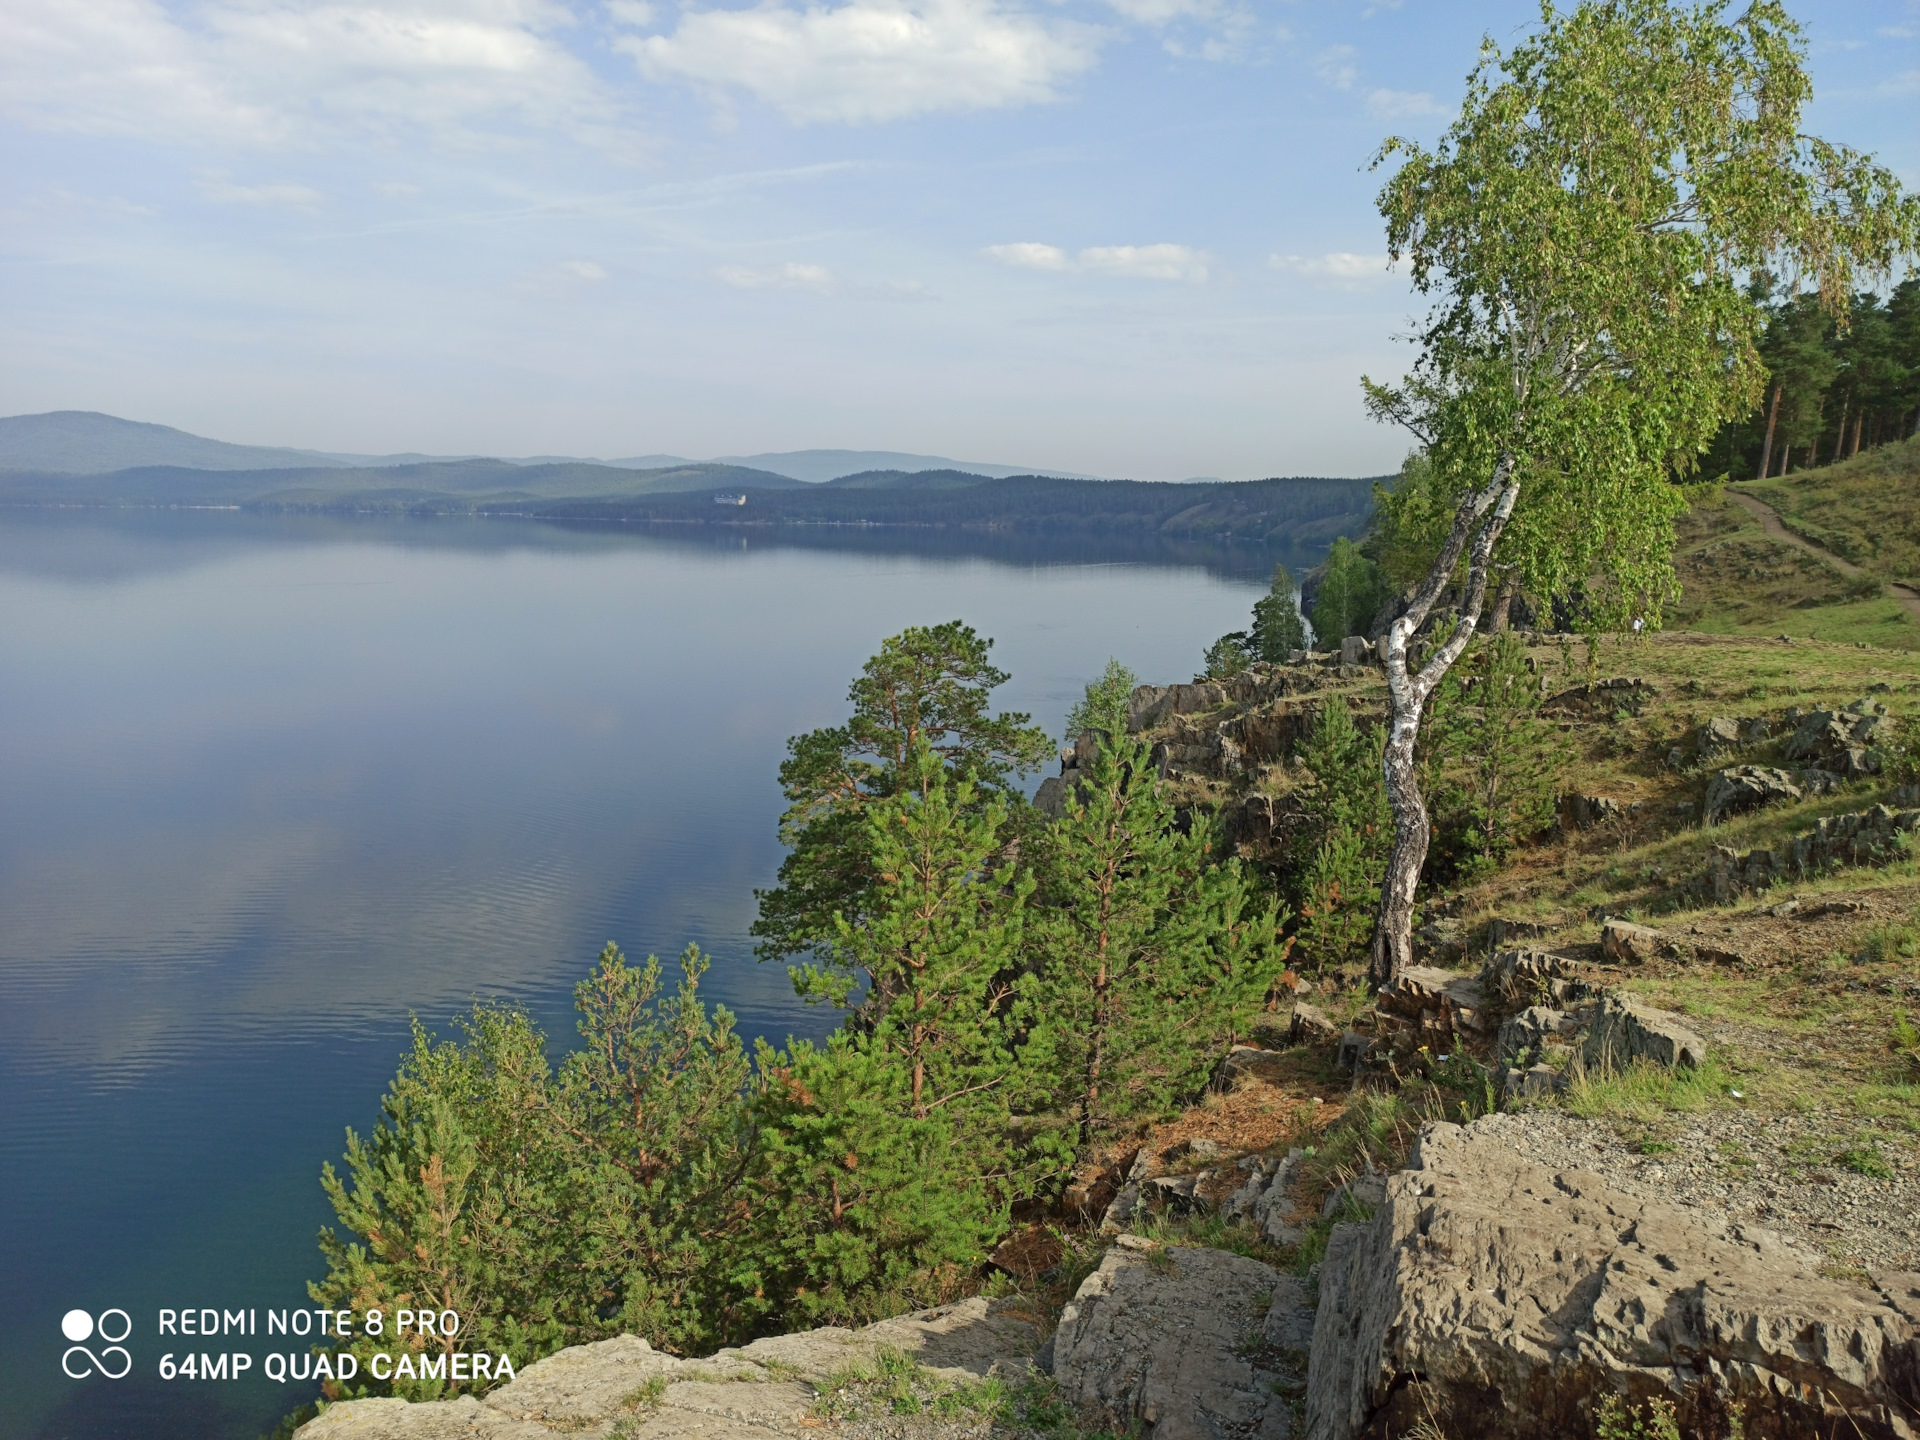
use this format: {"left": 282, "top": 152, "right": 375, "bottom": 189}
{"left": 310, "top": 948, "right": 761, "bottom": 1398}
{"left": 1310, "top": 537, "right": 1388, "bottom": 644}
{"left": 1204, "top": 631, "right": 1252, "bottom": 677}
{"left": 1289, "top": 698, "right": 1393, "bottom": 970}
{"left": 1063, "top": 659, "right": 1138, "bottom": 742}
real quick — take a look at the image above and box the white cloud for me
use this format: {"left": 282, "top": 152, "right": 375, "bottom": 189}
{"left": 1366, "top": 87, "right": 1444, "bottom": 120}
{"left": 560, "top": 259, "right": 609, "bottom": 280}
{"left": 198, "top": 175, "right": 324, "bottom": 211}
{"left": 984, "top": 241, "right": 1070, "bottom": 271}
{"left": 985, "top": 241, "right": 1208, "bottom": 282}
{"left": 1079, "top": 243, "right": 1208, "bottom": 281}
{"left": 1268, "top": 251, "right": 1394, "bottom": 289}
{"left": 606, "top": 0, "right": 656, "bottom": 24}
{"left": 1314, "top": 43, "right": 1357, "bottom": 91}
{"left": 712, "top": 261, "right": 837, "bottom": 291}
{"left": 0, "top": 0, "right": 622, "bottom": 148}
{"left": 1100, "top": 0, "right": 1255, "bottom": 61}
{"left": 623, "top": 0, "right": 1101, "bottom": 124}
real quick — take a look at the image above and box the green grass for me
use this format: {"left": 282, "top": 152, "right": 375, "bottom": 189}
{"left": 1668, "top": 487, "right": 1918, "bottom": 649}
{"left": 1744, "top": 433, "right": 1920, "bottom": 588}
{"left": 807, "top": 1343, "right": 1015, "bottom": 1426}
{"left": 1563, "top": 1056, "right": 1737, "bottom": 1125}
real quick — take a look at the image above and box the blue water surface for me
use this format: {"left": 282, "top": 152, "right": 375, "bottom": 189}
{"left": 0, "top": 509, "right": 1307, "bottom": 1440}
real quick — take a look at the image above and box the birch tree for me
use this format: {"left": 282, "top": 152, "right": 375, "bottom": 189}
{"left": 1362, "top": 0, "right": 1917, "bottom": 986}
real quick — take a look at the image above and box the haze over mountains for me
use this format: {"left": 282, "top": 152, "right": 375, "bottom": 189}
{"left": 0, "top": 410, "right": 1383, "bottom": 547}
{"left": 0, "top": 412, "right": 1103, "bottom": 484}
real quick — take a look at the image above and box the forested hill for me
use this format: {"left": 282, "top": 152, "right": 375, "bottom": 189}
{"left": 497, "top": 473, "right": 1385, "bottom": 545}
{"left": 0, "top": 458, "right": 805, "bottom": 506}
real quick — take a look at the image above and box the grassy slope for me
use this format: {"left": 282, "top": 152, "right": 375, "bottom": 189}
{"left": 1463, "top": 630, "right": 1916, "bottom": 1117}
{"left": 1143, "top": 631, "right": 1919, "bottom": 1230}
{"left": 1741, "top": 432, "right": 1920, "bottom": 585}
{"left": 1668, "top": 484, "right": 1918, "bottom": 649}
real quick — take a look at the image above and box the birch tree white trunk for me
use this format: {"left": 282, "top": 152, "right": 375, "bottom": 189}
{"left": 1368, "top": 455, "right": 1520, "bottom": 989}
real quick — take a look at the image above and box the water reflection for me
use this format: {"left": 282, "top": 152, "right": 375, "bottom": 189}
{"left": 0, "top": 509, "right": 1315, "bottom": 1440}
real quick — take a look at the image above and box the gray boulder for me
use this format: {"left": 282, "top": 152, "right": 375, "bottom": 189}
{"left": 1052, "top": 1240, "right": 1308, "bottom": 1440}
{"left": 1697, "top": 716, "right": 1741, "bottom": 755}
{"left": 1304, "top": 1117, "right": 1920, "bottom": 1440}
{"left": 1556, "top": 793, "right": 1620, "bottom": 829}
{"left": 1499, "top": 1062, "right": 1563, "bottom": 1103}
{"left": 297, "top": 1298, "right": 1039, "bottom": 1440}
{"left": 1479, "top": 947, "right": 1567, "bottom": 1005}
{"left": 1288, "top": 1002, "right": 1339, "bottom": 1044}
{"left": 1579, "top": 992, "right": 1706, "bottom": 1070}
{"left": 1600, "top": 918, "right": 1666, "bottom": 965}
{"left": 1495, "top": 1005, "right": 1569, "bottom": 1064}
{"left": 1702, "top": 763, "right": 1802, "bottom": 824}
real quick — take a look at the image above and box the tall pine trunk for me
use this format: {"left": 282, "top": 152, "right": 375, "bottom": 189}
{"left": 1758, "top": 383, "right": 1782, "bottom": 479}
{"left": 1370, "top": 456, "right": 1520, "bottom": 988}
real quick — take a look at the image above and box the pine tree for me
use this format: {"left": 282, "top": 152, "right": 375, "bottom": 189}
{"left": 1426, "top": 634, "right": 1571, "bottom": 875}
{"left": 1289, "top": 698, "right": 1393, "bottom": 972}
{"left": 746, "top": 1033, "right": 1000, "bottom": 1326}
{"left": 556, "top": 947, "right": 761, "bottom": 1350}
{"left": 809, "top": 743, "right": 1031, "bottom": 1141}
{"left": 1248, "top": 564, "right": 1308, "bottom": 661}
{"left": 1023, "top": 732, "right": 1288, "bottom": 1159}
{"left": 753, "top": 623, "right": 1050, "bottom": 969}
{"left": 1202, "top": 631, "right": 1252, "bottom": 677}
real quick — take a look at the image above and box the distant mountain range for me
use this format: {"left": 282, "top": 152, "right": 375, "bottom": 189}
{"left": 0, "top": 411, "right": 1104, "bottom": 483}
{"left": 0, "top": 410, "right": 1384, "bottom": 547}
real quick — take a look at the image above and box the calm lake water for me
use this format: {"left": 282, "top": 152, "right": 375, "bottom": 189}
{"left": 0, "top": 509, "right": 1308, "bottom": 1440}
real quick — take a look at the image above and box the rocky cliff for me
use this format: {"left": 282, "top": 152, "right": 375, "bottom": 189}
{"left": 292, "top": 1111, "right": 1918, "bottom": 1440}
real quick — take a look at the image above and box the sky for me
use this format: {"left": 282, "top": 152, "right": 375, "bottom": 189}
{"left": 2, "top": 0, "right": 1916, "bottom": 479}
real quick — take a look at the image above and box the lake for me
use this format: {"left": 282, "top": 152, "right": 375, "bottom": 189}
{"left": 0, "top": 508, "right": 1308, "bottom": 1440}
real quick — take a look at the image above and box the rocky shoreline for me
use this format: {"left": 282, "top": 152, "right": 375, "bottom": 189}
{"left": 294, "top": 1111, "right": 1920, "bottom": 1440}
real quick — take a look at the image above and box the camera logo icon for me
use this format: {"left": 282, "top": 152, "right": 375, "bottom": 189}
{"left": 61, "top": 1309, "right": 132, "bottom": 1379}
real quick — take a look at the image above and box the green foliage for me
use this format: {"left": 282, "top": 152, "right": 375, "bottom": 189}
{"left": 311, "top": 946, "right": 757, "bottom": 1398}
{"left": 1289, "top": 698, "right": 1393, "bottom": 969}
{"left": 1203, "top": 631, "right": 1252, "bottom": 678}
{"left": 1422, "top": 633, "right": 1571, "bottom": 876}
{"left": 1595, "top": 1393, "right": 1681, "bottom": 1440}
{"left": 1370, "top": 451, "right": 1459, "bottom": 596}
{"left": 752, "top": 621, "right": 1050, "bottom": 969}
{"left": 1718, "top": 278, "right": 1920, "bottom": 478}
{"left": 1891, "top": 1012, "right": 1920, "bottom": 1083}
{"left": 309, "top": 624, "right": 1335, "bottom": 1388}
{"left": 1249, "top": 565, "right": 1309, "bottom": 661}
{"left": 1365, "top": 0, "right": 1918, "bottom": 632}
{"left": 552, "top": 947, "right": 763, "bottom": 1349}
{"left": 1024, "top": 731, "right": 1291, "bottom": 1157}
{"left": 747, "top": 1033, "right": 1002, "bottom": 1327}
{"left": 1310, "top": 538, "right": 1388, "bottom": 643}
{"left": 1065, "top": 659, "right": 1139, "bottom": 742}
{"left": 810, "top": 744, "right": 1031, "bottom": 1137}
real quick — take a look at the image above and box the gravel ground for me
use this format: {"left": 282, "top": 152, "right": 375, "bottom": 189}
{"left": 1489, "top": 1108, "right": 1920, "bottom": 1273}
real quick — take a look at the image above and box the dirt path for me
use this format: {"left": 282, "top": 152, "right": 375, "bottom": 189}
{"left": 1728, "top": 487, "right": 1920, "bottom": 624}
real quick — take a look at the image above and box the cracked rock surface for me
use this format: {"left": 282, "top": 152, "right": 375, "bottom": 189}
{"left": 1050, "top": 1238, "right": 1313, "bottom": 1440}
{"left": 295, "top": 1298, "right": 1040, "bottom": 1440}
{"left": 1304, "top": 1115, "right": 1920, "bottom": 1440}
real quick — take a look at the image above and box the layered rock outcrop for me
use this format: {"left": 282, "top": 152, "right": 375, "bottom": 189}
{"left": 1050, "top": 1238, "right": 1314, "bottom": 1440}
{"left": 1705, "top": 802, "right": 1920, "bottom": 900}
{"left": 294, "top": 1298, "right": 1039, "bottom": 1440}
{"left": 1304, "top": 1116, "right": 1920, "bottom": 1440}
